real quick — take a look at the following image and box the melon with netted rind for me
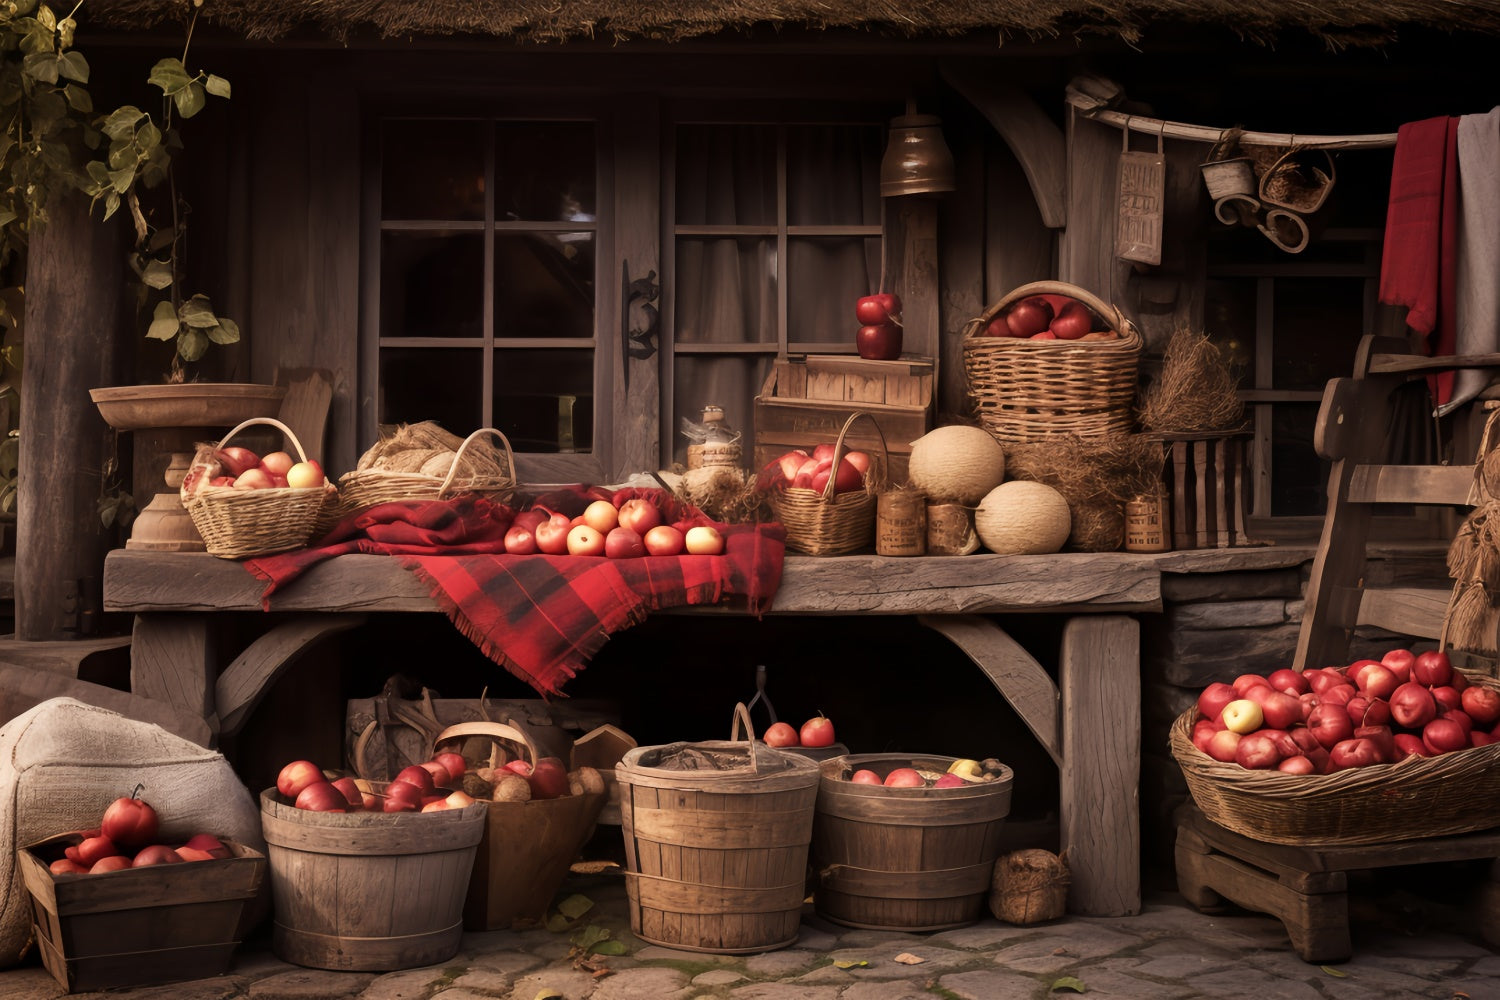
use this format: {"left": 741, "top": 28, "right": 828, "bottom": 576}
{"left": 907, "top": 425, "right": 1006, "bottom": 504}
{"left": 975, "top": 481, "right": 1071, "bottom": 554}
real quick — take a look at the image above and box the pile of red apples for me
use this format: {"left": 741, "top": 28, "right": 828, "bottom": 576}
{"left": 1189, "top": 648, "right": 1500, "bottom": 773}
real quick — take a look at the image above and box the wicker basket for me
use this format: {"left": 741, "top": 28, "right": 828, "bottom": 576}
{"left": 181, "top": 417, "right": 338, "bottom": 559}
{"left": 1168, "top": 670, "right": 1500, "bottom": 846}
{"left": 769, "top": 411, "right": 887, "bottom": 556}
{"left": 338, "top": 427, "right": 517, "bottom": 514}
{"left": 961, "top": 281, "right": 1142, "bottom": 444}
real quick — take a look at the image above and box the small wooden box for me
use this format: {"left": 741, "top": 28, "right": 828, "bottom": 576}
{"left": 1160, "top": 431, "right": 1255, "bottom": 549}
{"left": 754, "top": 355, "right": 935, "bottom": 483}
{"left": 19, "top": 833, "right": 266, "bottom": 993}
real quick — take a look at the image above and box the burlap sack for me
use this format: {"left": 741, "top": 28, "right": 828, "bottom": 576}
{"left": 0, "top": 698, "right": 265, "bottom": 967}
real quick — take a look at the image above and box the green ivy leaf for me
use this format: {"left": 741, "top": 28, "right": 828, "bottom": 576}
{"left": 832, "top": 959, "right": 869, "bottom": 969}
{"left": 555, "top": 894, "right": 594, "bottom": 920}
{"left": 99, "top": 106, "right": 144, "bottom": 141}
{"left": 83, "top": 159, "right": 110, "bottom": 185}
{"left": 1051, "top": 976, "right": 1087, "bottom": 993}
{"left": 146, "top": 57, "right": 191, "bottom": 95}
{"left": 179, "top": 294, "right": 219, "bottom": 328}
{"left": 100, "top": 190, "right": 120, "bottom": 219}
{"left": 174, "top": 79, "right": 205, "bottom": 119}
{"left": 206, "top": 321, "right": 239, "bottom": 345}
{"left": 0, "top": 208, "right": 16, "bottom": 229}
{"left": 137, "top": 120, "right": 160, "bottom": 154}
{"left": 34, "top": 4, "right": 54, "bottom": 31}
{"left": 20, "top": 51, "right": 57, "bottom": 84}
{"left": 591, "top": 939, "right": 627, "bottom": 956}
{"left": 570, "top": 925, "right": 609, "bottom": 950}
{"left": 145, "top": 299, "right": 179, "bottom": 340}
{"left": 62, "top": 82, "right": 89, "bottom": 112}
{"left": 57, "top": 49, "right": 85, "bottom": 82}
{"left": 176, "top": 327, "right": 208, "bottom": 361}
{"left": 56, "top": 15, "right": 73, "bottom": 49}
{"left": 140, "top": 258, "right": 173, "bottom": 289}
{"left": 204, "top": 73, "right": 230, "bottom": 99}
{"left": 107, "top": 164, "right": 134, "bottom": 194}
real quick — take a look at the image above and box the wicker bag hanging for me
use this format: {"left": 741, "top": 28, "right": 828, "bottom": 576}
{"left": 961, "top": 281, "right": 1142, "bottom": 444}
{"left": 180, "top": 416, "right": 338, "bottom": 559}
{"left": 338, "top": 426, "right": 518, "bottom": 514}
{"left": 769, "top": 411, "right": 888, "bottom": 556}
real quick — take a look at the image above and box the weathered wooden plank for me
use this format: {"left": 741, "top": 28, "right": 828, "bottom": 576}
{"left": 1347, "top": 464, "right": 1474, "bottom": 506}
{"left": 1058, "top": 615, "right": 1139, "bottom": 917}
{"left": 215, "top": 615, "right": 367, "bottom": 739}
{"left": 612, "top": 93, "right": 661, "bottom": 480}
{"left": 127, "top": 615, "right": 216, "bottom": 731}
{"left": 917, "top": 615, "right": 1060, "bottom": 764}
{"left": 1354, "top": 586, "right": 1451, "bottom": 638}
{"left": 0, "top": 665, "right": 212, "bottom": 747}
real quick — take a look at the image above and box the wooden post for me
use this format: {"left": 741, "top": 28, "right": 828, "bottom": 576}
{"left": 17, "top": 191, "right": 129, "bottom": 640}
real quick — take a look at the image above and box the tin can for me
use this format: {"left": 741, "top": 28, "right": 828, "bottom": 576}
{"left": 876, "top": 489, "right": 926, "bottom": 556}
{"left": 1124, "top": 495, "right": 1170, "bottom": 552}
{"left": 926, "top": 502, "right": 980, "bottom": 556}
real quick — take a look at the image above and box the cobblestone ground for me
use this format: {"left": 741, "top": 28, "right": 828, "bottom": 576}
{"left": 4, "top": 869, "right": 1497, "bottom": 1000}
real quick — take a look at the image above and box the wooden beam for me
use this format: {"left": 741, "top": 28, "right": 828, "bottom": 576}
{"left": 216, "top": 614, "right": 366, "bottom": 739}
{"left": 1347, "top": 465, "right": 1474, "bottom": 506}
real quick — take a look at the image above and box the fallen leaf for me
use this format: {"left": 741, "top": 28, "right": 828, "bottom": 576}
{"left": 893, "top": 953, "right": 925, "bottom": 965}
{"left": 1051, "top": 975, "right": 1087, "bottom": 993}
{"left": 593, "top": 939, "right": 628, "bottom": 956}
{"left": 832, "top": 959, "right": 869, "bottom": 969}
{"left": 1320, "top": 966, "right": 1348, "bottom": 978}
{"left": 557, "top": 894, "right": 595, "bottom": 920}
{"left": 532, "top": 990, "right": 563, "bottom": 1000}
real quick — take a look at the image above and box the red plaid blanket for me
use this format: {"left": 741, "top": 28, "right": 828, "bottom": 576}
{"left": 244, "top": 487, "right": 785, "bottom": 696}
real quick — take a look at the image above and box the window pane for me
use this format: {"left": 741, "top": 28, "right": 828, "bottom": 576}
{"left": 494, "top": 122, "right": 596, "bottom": 222}
{"left": 379, "top": 347, "right": 483, "bottom": 430}
{"left": 493, "top": 349, "right": 594, "bottom": 453}
{"left": 672, "top": 355, "right": 769, "bottom": 467}
{"left": 675, "top": 125, "right": 777, "bottom": 227}
{"left": 674, "top": 237, "right": 775, "bottom": 345}
{"left": 381, "top": 120, "right": 485, "bottom": 221}
{"left": 1271, "top": 402, "right": 1325, "bottom": 516}
{"left": 381, "top": 232, "right": 484, "bottom": 339}
{"left": 1203, "top": 277, "right": 1256, "bottom": 385}
{"left": 788, "top": 237, "right": 878, "bottom": 347}
{"left": 1272, "top": 278, "right": 1366, "bottom": 390}
{"left": 494, "top": 233, "right": 595, "bottom": 340}
{"left": 786, "top": 124, "right": 882, "bottom": 226}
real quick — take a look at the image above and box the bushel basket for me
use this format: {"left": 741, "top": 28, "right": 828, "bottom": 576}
{"left": 181, "top": 416, "right": 337, "bottom": 559}
{"left": 1168, "top": 670, "right": 1500, "bottom": 846}
{"left": 961, "top": 281, "right": 1142, "bottom": 444}
{"left": 338, "top": 426, "right": 516, "bottom": 514}
{"left": 768, "top": 411, "right": 887, "bottom": 556}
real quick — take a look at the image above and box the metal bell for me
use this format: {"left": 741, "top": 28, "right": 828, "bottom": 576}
{"left": 879, "top": 112, "right": 955, "bottom": 197}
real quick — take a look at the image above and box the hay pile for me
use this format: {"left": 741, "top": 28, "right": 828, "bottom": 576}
{"left": 1445, "top": 413, "right": 1500, "bottom": 655}
{"left": 1139, "top": 325, "right": 1245, "bottom": 434}
{"left": 989, "top": 849, "right": 1069, "bottom": 925}
{"left": 1005, "top": 434, "right": 1167, "bottom": 552}
{"left": 678, "top": 465, "right": 765, "bottom": 524}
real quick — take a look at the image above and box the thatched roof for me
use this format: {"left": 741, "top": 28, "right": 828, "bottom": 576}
{"left": 84, "top": 0, "right": 1500, "bottom": 47}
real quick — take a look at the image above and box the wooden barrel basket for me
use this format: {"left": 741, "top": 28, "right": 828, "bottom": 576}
{"left": 259, "top": 789, "right": 487, "bottom": 971}
{"left": 811, "top": 753, "right": 1015, "bottom": 931}
{"left": 615, "top": 703, "right": 821, "bottom": 954}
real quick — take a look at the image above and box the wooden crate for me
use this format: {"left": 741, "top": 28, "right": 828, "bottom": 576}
{"left": 19, "top": 833, "right": 266, "bottom": 993}
{"left": 754, "top": 355, "right": 935, "bottom": 484}
{"left": 1159, "top": 431, "right": 1255, "bottom": 549}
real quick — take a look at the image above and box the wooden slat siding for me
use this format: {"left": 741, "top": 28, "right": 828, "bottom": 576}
{"left": 938, "top": 126, "right": 986, "bottom": 419}
{"left": 1354, "top": 586, "right": 1451, "bottom": 638}
{"left": 1059, "top": 113, "right": 1129, "bottom": 310}
{"left": 887, "top": 198, "right": 940, "bottom": 366}
{"left": 1059, "top": 615, "right": 1140, "bottom": 916}
{"left": 612, "top": 96, "right": 657, "bottom": 480}
{"left": 917, "top": 615, "right": 1061, "bottom": 764}
{"left": 1171, "top": 439, "right": 1192, "bottom": 550}
{"left": 1346, "top": 464, "right": 1474, "bottom": 506}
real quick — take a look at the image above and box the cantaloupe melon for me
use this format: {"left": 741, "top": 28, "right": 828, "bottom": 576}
{"left": 974, "top": 481, "right": 1070, "bottom": 554}
{"left": 906, "top": 425, "right": 1006, "bottom": 504}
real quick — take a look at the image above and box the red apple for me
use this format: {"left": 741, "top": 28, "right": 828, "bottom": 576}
{"left": 1380, "top": 648, "right": 1416, "bottom": 683}
{"left": 1203, "top": 729, "right": 1242, "bottom": 763}
{"left": 1344, "top": 695, "right": 1391, "bottom": 729}
{"left": 1431, "top": 686, "right": 1462, "bottom": 713}
{"left": 1306, "top": 702, "right": 1355, "bottom": 750}
{"left": 1412, "top": 650, "right": 1453, "bottom": 687}
{"left": 1320, "top": 684, "right": 1356, "bottom": 707}
{"left": 1268, "top": 668, "right": 1309, "bottom": 695}
{"left": 1345, "top": 659, "right": 1385, "bottom": 689}
{"left": 101, "top": 789, "right": 159, "bottom": 850}
{"left": 1305, "top": 669, "right": 1345, "bottom": 695}
{"left": 258, "top": 451, "right": 295, "bottom": 478}
{"left": 503, "top": 525, "right": 538, "bottom": 555}
{"left": 1004, "top": 297, "right": 1054, "bottom": 338}
{"left": 1423, "top": 717, "right": 1470, "bottom": 755}
{"left": 1290, "top": 728, "right": 1323, "bottom": 755}
{"left": 856, "top": 322, "right": 902, "bottom": 361}
{"left": 75, "top": 836, "right": 119, "bottom": 867}
{"left": 182, "top": 833, "right": 231, "bottom": 859}
{"left": 567, "top": 524, "right": 607, "bottom": 556}
{"left": 1277, "top": 756, "right": 1315, "bottom": 774}
{"left": 214, "top": 446, "right": 260, "bottom": 477}
{"left": 684, "top": 525, "right": 724, "bottom": 555}
{"left": 434, "top": 752, "right": 467, "bottom": 784}
{"left": 418, "top": 759, "right": 453, "bottom": 787}
{"left": 503, "top": 759, "right": 533, "bottom": 778}
{"left": 985, "top": 317, "right": 1016, "bottom": 337}
{"left": 131, "top": 844, "right": 186, "bottom": 867}
{"left": 850, "top": 769, "right": 882, "bottom": 785}
{"left": 643, "top": 524, "right": 686, "bottom": 557}
{"left": 1191, "top": 719, "right": 1219, "bottom": 752}
{"left": 233, "top": 466, "right": 275, "bottom": 490}
{"left": 527, "top": 757, "right": 571, "bottom": 800}
{"left": 1328, "top": 738, "right": 1380, "bottom": 771}
{"left": 277, "top": 759, "right": 325, "bottom": 799}
{"left": 1354, "top": 724, "right": 1397, "bottom": 764}
{"left": 1233, "top": 733, "right": 1283, "bottom": 770}
{"left": 763, "top": 722, "right": 799, "bottom": 748}
{"left": 799, "top": 714, "right": 835, "bottom": 747}
{"left": 1473, "top": 731, "right": 1494, "bottom": 748}
{"left": 295, "top": 781, "right": 349, "bottom": 812}
{"left": 1253, "top": 729, "right": 1301, "bottom": 759}
{"left": 382, "top": 779, "right": 425, "bottom": 812}
{"left": 1048, "top": 300, "right": 1094, "bottom": 340}
{"left": 1257, "top": 690, "right": 1305, "bottom": 731}
{"left": 1450, "top": 669, "right": 1470, "bottom": 693}
{"left": 533, "top": 511, "right": 574, "bottom": 555}
{"left": 1461, "top": 685, "right": 1500, "bottom": 727}
{"left": 1232, "top": 673, "right": 1272, "bottom": 696}
{"left": 1196, "top": 682, "right": 1238, "bottom": 723}
{"left": 883, "top": 768, "right": 925, "bottom": 787}
{"left": 617, "top": 498, "right": 662, "bottom": 535}
{"left": 1393, "top": 733, "right": 1431, "bottom": 760}
{"left": 394, "top": 764, "right": 437, "bottom": 793}
{"left": 933, "top": 773, "right": 966, "bottom": 788}
{"left": 605, "top": 526, "right": 646, "bottom": 559}
{"left": 1356, "top": 665, "right": 1400, "bottom": 701}
{"left": 855, "top": 292, "right": 902, "bottom": 325}
{"left": 1390, "top": 681, "right": 1438, "bottom": 730}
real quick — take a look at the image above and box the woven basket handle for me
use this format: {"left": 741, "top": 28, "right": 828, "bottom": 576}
{"left": 727, "top": 701, "right": 762, "bottom": 771}
{"left": 821, "top": 410, "right": 889, "bottom": 502}
{"left": 963, "top": 280, "right": 1139, "bottom": 343}
{"left": 434, "top": 719, "right": 538, "bottom": 768}
{"left": 438, "top": 426, "right": 518, "bottom": 497}
{"left": 215, "top": 416, "right": 310, "bottom": 464}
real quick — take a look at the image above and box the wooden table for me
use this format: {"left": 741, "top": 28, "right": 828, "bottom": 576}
{"left": 102, "top": 546, "right": 1310, "bottom": 918}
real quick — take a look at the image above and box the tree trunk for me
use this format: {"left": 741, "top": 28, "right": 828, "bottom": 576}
{"left": 17, "top": 191, "right": 129, "bottom": 639}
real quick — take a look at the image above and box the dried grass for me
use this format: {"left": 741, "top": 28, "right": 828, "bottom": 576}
{"left": 1139, "top": 325, "right": 1245, "bottom": 434}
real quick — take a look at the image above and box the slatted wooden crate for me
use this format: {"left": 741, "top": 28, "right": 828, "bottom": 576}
{"left": 754, "top": 355, "right": 934, "bottom": 484}
{"left": 19, "top": 833, "right": 266, "bottom": 993}
{"left": 1159, "top": 431, "right": 1255, "bottom": 549}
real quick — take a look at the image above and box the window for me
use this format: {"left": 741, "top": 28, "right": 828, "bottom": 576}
{"left": 664, "top": 113, "right": 886, "bottom": 467}
{"left": 368, "top": 116, "right": 605, "bottom": 477}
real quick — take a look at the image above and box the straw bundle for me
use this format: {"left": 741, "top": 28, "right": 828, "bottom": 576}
{"left": 1444, "top": 410, "right": 1500, "bottom": 654}
{"left": 1139, "top": 325, "right": 1245, "bottom": 434}
{"left": 988, "top": 849, "right": 1069, "bottom": 925}
{"left": 1005, "top": 434, "right": 1168, "bottom": 552}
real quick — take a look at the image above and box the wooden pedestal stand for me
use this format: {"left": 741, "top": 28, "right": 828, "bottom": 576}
{"left": 1175, "top": 803, "right": 1500, "bottom": 963}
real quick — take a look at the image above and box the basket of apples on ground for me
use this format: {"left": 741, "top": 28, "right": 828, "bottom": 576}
{"left": 757, "top": 411, "right": 887, "bottom": 555}
{"left": 181, "top": 416, "right": 338, "bottom": 558}
{"left": 960, "top": 280, "right": 1142, "bottom": 445}
{"left": 1170, "top": 647, "right": 1500, "bottom": 846}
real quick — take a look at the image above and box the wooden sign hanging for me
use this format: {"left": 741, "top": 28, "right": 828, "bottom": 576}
{"left": 1115, "top": 129, "right": 1165, "bottom": 266}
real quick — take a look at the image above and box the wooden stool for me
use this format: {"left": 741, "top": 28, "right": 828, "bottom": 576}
{"left": 1174, "top": 803, "right": 1500, "bottom": 962}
